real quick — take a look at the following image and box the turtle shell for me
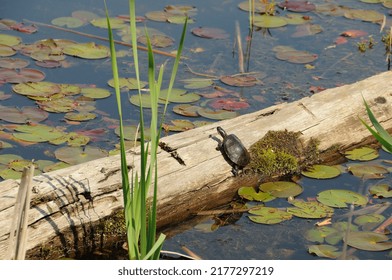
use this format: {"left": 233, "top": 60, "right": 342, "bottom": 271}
{"left": 222, "top": 134, "right": 250, "bottom": 167}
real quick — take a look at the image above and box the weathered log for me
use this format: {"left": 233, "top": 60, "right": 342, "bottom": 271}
{"left": 1, "top": 71, "right": 392, "bottom": 259}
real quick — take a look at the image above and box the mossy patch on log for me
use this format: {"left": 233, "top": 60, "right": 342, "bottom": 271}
{"left": 248, "top": 130, "right": 319, "bottom": 178}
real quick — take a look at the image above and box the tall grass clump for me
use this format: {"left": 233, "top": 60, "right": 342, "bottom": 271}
{"left": 105, "top": 0, "right": 187, "bottom": 260}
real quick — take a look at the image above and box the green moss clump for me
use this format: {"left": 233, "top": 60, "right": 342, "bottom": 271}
{"left": 249, "top": 130, "right": 319, "bottom": 177}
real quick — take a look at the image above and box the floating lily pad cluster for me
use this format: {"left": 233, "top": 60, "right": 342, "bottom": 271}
{"left": 237, "top": 145, "right": 392, "bottom": 258}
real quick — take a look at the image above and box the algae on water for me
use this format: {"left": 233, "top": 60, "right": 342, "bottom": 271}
{"left": 249, "top": 130, "right": 319, "bottom": 178}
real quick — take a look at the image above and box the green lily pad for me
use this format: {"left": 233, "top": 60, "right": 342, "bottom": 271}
{"left": 238, "top": 186, "right": 276, "bottom": 202}
{"left": 182, "top": 78, "right": 214, "bottom": 89}
{"left": 220, "top": 75, "right": 258, "bottom": 87}
{"left": 129, "top": 93, "right": 165, "bottom": 108}
{"left": 259, "top": 181, "right": 303, "bottom": 198}
{"left": 90, "top": 17, "right": 127, "bottom": 29}
{"left": 344, "top": 147, "right": 379, "bottom": 161}
{"left": 284, "top": 13, "right": 311, "bottom": 25}
{"left": 108, "top": 77, "right": 147, "bottom": 90}
{"left": 369, "top": 184, "right": 392, "bottom": 198}
{"left": 301, "top": 164, "right": 341, "bottom": 179}
{"left": 13, "top": 124, "right": 65, "bottom": 143}
{"left": 308, "top": 244, "right": 341, "bottom": 259}
{"left": 316, "top": 189, "right": 368, "bottom": 208}
{"left": 197, "top": 108, "right": 238, "bottom": 120}
{"left": 253, "top": 15, "right": 287, "bottom": 28}
{"left": 81, "top": 87, "right": 111, "bottom": 99}
{"left": 0, "top": 34, "right": 21, "bottom": 46}
{"left": 55, "top": 146, "right": 108, "bottom": 165}
{"left": 64, "top": 112, "right": 96, "bottom": 122}
{"left": 348, "top": 164, "right": 388, "bottom": 179}
{"left": 137, "top": 34, "right": 174, "bottom": 48}
{"left": 63, "top": 42, "right": 109, "bottom": 59}
{"left": 0, "top": 44, "right": 17, "bottom": 56}
{"left": 49, "top": 132, "right": 90, "bottom": 146}
{"left": 37, "top": 97, "right": 77, "bottom": 113}
{"left": 0, "top": 154, "right": 23, "bottom": 165}
{"left": 51, "top": 17, "right": 84, "bottom": 28}
{"left": 287, "top": 199, "right": 334, "bottom": 218}
{"left": 159, "top": 88, "right": 200, "bottom": 103}
{"left": 345, "top": 231, "right": 392, "bottom": 251}
{"left": 305, "top": 226, "right": 339, "bottom": 243}
{"left": 344, "top": 9, "right": 384, "bottom": 23}
{"left": 42, "top": 161, "right": 71, "bottom": 173}
{"left": 248, "top": 206, "right": 293, "bottom": 224}
{"left": 0, "top": 106, "right": 48, "bottom": 123}
{"left": 354, "top": 214, "right": 385, "bottom": 227}
{"left": 12, "top": 81, "right": 61, "bottom": 97}
{"left": 238, "top": 1, "right": 267, "bottom": 12}
{"left": 114, "top": 125, "right": 151, "bottom": 141}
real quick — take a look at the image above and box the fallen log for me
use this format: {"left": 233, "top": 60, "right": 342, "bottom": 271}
{"left": 1, "top": 71, "right": 392, "bottom": 259}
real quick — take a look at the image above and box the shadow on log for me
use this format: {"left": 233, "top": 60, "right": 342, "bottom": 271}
{"left": 1, "top": 71, "right": 392, "bottom": 259}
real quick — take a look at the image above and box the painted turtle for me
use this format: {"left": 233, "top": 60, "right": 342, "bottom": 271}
{"left": 216, "top": 126, "right": 250, "bottom": 176}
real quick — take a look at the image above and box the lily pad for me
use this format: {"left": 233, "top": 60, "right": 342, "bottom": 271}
{"left": 37, "top": 97, "right": 77, "bottom": 113}
{"left": 238, "top": 186, "right": 276, "bottom": 202}
{"left": 163, "top": 119, "right": 195, "bottom": 132}
{"left": 0, "top": 57, "right": 29, "bottom": 69}
{"left": 63, "top": 42, "right": 109, "bottom": 59}
{"left": 208, "top": 98, "right": 250, "bottom": 111}
{"left": 12, "top": 81, "right": 60, "bottom": 97}
{"left": 253, "top": 15, "right": 287, "bottom": 28}
{"left": 191, "top": 27, "right": 229, "bottom": 39}
{"left": 369, "top": 184, "right": 392, "bottom": 198}
{"left": 81, "top": 87, "right": 111, "bottom": 99}
{"left": 344, "top": 9, "right": 384, "bottom": 23}
{"left": 308, "top": 244, "right": 341, "bottom": 259}
{"left": 354, "top": 214, "right": 385, "bottom": 227}
{"left": 51, "top": 17, "right": 84, "bottom": 28}
{"left": 238, "top": 1, "right": 267, "bottom": 13}
{"left": 108, "top": 77, "right": 147, "bottom": 90}
{"left": 0, "top": 34, "right": 21, "bottom": 46}
{"left": 64, "top": 112, "right": 96, "bottom": 122}
{"left": 248, "top": 206, "right": 293, "bottom": 224}
{"left": 129, "top": 93, "right": 166, "bottom": 108}
{"left": 278, "top": 1, "right": 316, "bottom": 12}
{"left": 159, "top": 88, "right": 200, "bottom": 103}
{"left": 348, "top": 164, "right": 388, "bottom": 179}
{"left": 316, "top": 189, "right": 368, "bottom": 208}
{"left": 0, "top": 44, "right": 17, "bottom": 56}
{"left": 344, "top": 147, "right": 378, "bottom": 161}
{"left": 259, "top": 181, "right": 303, "bottom": 198}
{"left": 220, "top": 75, "right": 258, "bottom": 87}
{"left": 0, "top": 68, "right": 45, "bottom": 83}
{"left": 173, "top": 104, "right": 200, "bottom": 117}
{"left": 13, "top": 123, "right": 65, "bottom": 143}
{"left": 287, "top": 199, "right": 334, "bottom": 218}
{"left": 0, "top": 106, "right": 48, "bottom": 123}
{"left": 90, "top": 17, "right": 127, "bottom": 29}
{"left": 345, "top": 231, "right": 392, "bottom": 251}
{"left": 305, "top": 226, "right": 339, "bottom": 243}
{"left": 55, "top": 146, "right": 108, "bottom": 165}
{"left": 301, "top": 164, "right": 341, "bottom": 179}
{"left": 182, "top": 78, "right": 214, "bottom": 89}
{"left": 275, "top": 47, "right": 318, "bottom": 64}
{"left": 137, "top": 34, "right": 174, "bottom": 48}
{"left": 197, "top": 107, "right": 238, "bottom": 120}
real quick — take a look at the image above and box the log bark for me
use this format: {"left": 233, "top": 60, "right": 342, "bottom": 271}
{"left": 1, "top": 71, "right": 392, "bottom": 259}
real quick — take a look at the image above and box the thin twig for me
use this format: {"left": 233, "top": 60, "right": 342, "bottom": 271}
{"left": 24, "top": 19, "right": 177, "bottom": 58}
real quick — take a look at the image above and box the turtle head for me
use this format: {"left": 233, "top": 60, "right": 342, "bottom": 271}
{"left": 217, "top": 126, "right": 227, "bottom": 138}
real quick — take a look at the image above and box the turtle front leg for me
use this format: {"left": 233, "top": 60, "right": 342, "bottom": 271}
{"left": 232, "top": 165, "right": 239, "bottom": 177}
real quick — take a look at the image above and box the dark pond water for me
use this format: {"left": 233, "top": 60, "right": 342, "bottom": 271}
{"left": 1, "top": 0, "right": 392, "bottom": 259}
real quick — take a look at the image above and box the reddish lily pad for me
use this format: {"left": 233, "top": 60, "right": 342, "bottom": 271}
{"left": 278, "top": 1, "right": 316, "bottom": 12}
{"left": 291, "top": 24, "right": 323, "bottom": 37}
{"left": 274, "top": 46, "right": 318, "bottom": 64}
{"left": 220, "top": 75, "right": 258, "bottom": 87}
{"left": 0, "top": 68, "right": 45, "bottom": 83}
{"left": 341, "top": 30, "right": 368, "bottom": 38}
{"left": 173, "top": 104, "right": 200, "bottom": 117}
{"left": 191, "top": 27, "right": 229, "bottom": 39}
{"left": 0, "top": 57, "right": 29, "bottom": 69}
{"left": 0, "top": 106, "right": 48, "bottom": 123}
{"left": 208, "top": 98, "right": 250, "bottom": 111}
